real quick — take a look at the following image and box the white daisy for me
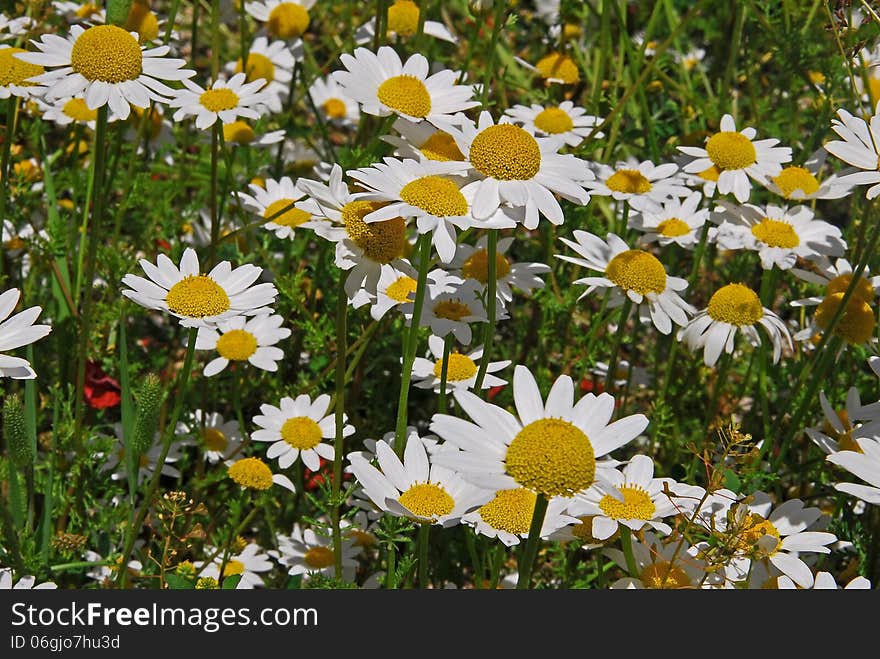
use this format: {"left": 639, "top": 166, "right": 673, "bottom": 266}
{"left": 0, "top": 568, "right": 57, "bottom": 590}
{"left": 673, "top": 47, "right": 706, "bottom": 71}
{"left": 233, "top": 176, "right": 325, "bottom": 240}
{"left": 37, "top": 94, "right": 123, "bottom": 128}
{"left": 0, "top": 287, "right": 52, "bottom": 379}
{"left": 222, "top": 120, "right": 286, "bottom": 146}
{"left": 245, "top": 0, "right": 314, "bottom": 40}
{"left": 411, "top": 334, "right": 510, "bottom": 393}
{"left": 226, "top": 455, "right": 296, "bottom": 492}
{"left": 823, "top": 102, "right": 880, "bottom": 199}
{"left": 806, "top": 389, "right": 880, "bottom": 455}
{"left": 381, "top": 117, "right": 467, "bottom": 163}
{"left": 604, "top": 531, "right": 707, "bottom": 589}
{"left": 168, "top": 73, "right": 269, "bottom": 130}
{"left": 790, "top": 257, "right": 880, "bottom": 309}
{"left": 51, "top": 1, "right": 104, "bottom": 22}
{"left": 83, "top": 551, "right": 142, "bottom": 585}
{"left": 177, "top": 410, "right": 244, "bottom": 464}
{"left": 197, "top": 543, "right": 274, "bottom": 589}
{"left": 585, "top": 159, "right": 688, "bottom": 212}
{"left": 195, "top": 313, "right": 290, "bottom": 376}
{"left": 678, "top": 113, "right": 792, "bottom": 202}
{"left": 448, "top": 235, "right": 550, "bottom": 302}
{"left": 0, "top": 15, "right": 33, "bottom": 41}
{"left": 406, "top": 278, "right": 499, "bottom": 346}
{"left": 226, "top": 36, "right": 297, "bottom": 114}
{"left": 1, "top": 46, "right": 46, "bottom": 99}
{"left": 308, "top": 74, "right": 359, "bottom": 125}
{"left": 505, "top": 101, "right": 604, "bottom": 147}
{"left": 628, "top": 191, "right": 709, "bottom": 249}
{"left": 762, "top": 149, "right": 857, "bottom": 200}
{"left": 827, "top": 436, "right": 880, "bottom": 506}
{"left": 121, "top": 247, "right": 279, "bottom": 328}
{"left": 462, "top": 489, "right": 577, "bottom": 546}
{"left": 272, "top": 523, "right": 359, "bottom": 582}
{"left": 354, "top": 1, "right": 457, "bottom": 45}
{"left": 792, "top": 288, "right": 877, "bottom": 348}
{"left": 777, "top": 571, "right": 871, "bottom": 589}
{"left": 100, "top": 426, "right": 187, "bottom": 484}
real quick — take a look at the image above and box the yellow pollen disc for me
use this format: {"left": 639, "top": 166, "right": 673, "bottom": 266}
{"left": 598, "top": 484, "right": 656, "bottom": 520}
{"left": 125, "top": 4, "right": 159, "bottom": 43}
{"left": 398, "top": 482, "right": 455, "bottom": 519}
{"left": 227, "top": 457, "right": 274, "bottom": 490}
{"left": 419, "top": 131, "right": 465, "bottom": 161}
{"left": 387, "top": 0, "right": 420, "bottom": 35}
{"left": 165, "top": 274, "right": 231, "bottom": 319}
{"left": 322, "top": 97, "right": 347, "bottom": 119}
{"left": 706, "top": 283, "right": 763, "bottom": 325}
{"left": 705, "top": 131, "right": 757, "bottom": 170}
{"left": 640, "top": 561, "right": 692, "bottom": 589}
{"left": 303, "top": 546, "right": 335, "bottom": 569}
{"left": 433, "top": 353, "right": 477, "bottom": 381}
{"left": 815, "top": 292, "right": 875, "bottom": 345}
{"left": 698, "top": 164, "right": 720, "bottom": 182}
{"left": 236, "top": 52, "right": 275, "bottom": 84}
{"left": 533, "top": 107, "right": 574, "bottom": 134}
{"left": 571, "top": 515, "right": 619, "bottom": 544}
{"left": 200, "top": 88, "right": 240, "bottom": 113}
{"left": 656, "top": 218, "right": 690, "bottom": 237}
{"left": 215, "top": 329, "right": 258, "bottom": 361}
{"left": 71, "top": 25, "right": 143, "bottom": 83}
{"left": 75, "top": 3, "right": 101, "bottom": 18}
{"left": 737, "top": 512, "right": 780, "bottom": 557}
{"left": 377, "top": 74, "right": 432, "bottom": 118}
{"left": 773, "top": 166, "right": 819, "bottom": 198}
{"left": 867, "top": 76, "right": 880, "bottom": 107}
{"left": 469, "top": 124, "right": 541, "bottom": 180}
{"left": 267, "top": 2, "right": 310, "bottom": 39}
{"left": 385, "top": 275, "right": 417, "bottom": 303}
{"left": 751, "top": 217, "right": 800, "bottom": 248}
{"left": 222, "top": 560, "right": 245, "bottom": 577}
{"left": 195, "top": 577, "right": 218, "bottom": 589}
{"left": 341, "top": 200, "right": 406, "bottom": 264}
{"left": 433, "top": 299, "right": 471, "bottom": 321}
{"left": 605, "top": 249, "right": 667, "bottom": 295}
{"left": 223, "top": 120, "right": 256, "bottom": 143}
{"left": 535, "top": 52, "right": 580, "bottom": 84}
{"left": 202, "top": 427, "right": 228, "bottom": 452}
{"left": 477, "top": 488, "right": 537, "bottom": 535}
{"left": 280, "top": 416, "right": 323, "bottom": 451}
{"left": 400, "top": 175, "right": 468, "bottom": 217}
{"left": 605, "top": 169, "right": 653, "bottom": 194}
{"left": 264, "top": 198, "right": 311, "bottom": 228}
{"left": 462, "top": 248, "right": 511, "bottom": 283}
{"left": 505, "top": 418, "right": 596, "bottom": 497}
{"left": 826, "top": 273, "right": 874, "bottom": 302}
{"left": 0, "top": 48, "right": 44, "bottom": 87}
{"left": 62, "top": 98, "right": 98, "bottom": 122}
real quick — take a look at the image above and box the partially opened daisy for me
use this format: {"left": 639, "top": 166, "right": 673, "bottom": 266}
{"left": 233, "top": 176, "right": 325, "bottom": 240}
{"left": 431, "top": 365, "right": 649, "bottom": 499}
{"left": 462, "top": 489, "right": 577, "bottom": 546}
{"left": 245, "top": 0, "right": 314, "bottom": 40}
{"left": 196, "top": 543, "right": 274, "bottom": 589}
{"left": 827, "top": 436, "right": 880, "bottom": 506}
{"left": 1, "top": 46, "right": 46, "bottom": 100}
{"left": 308, "top": 75, "right": 359, "bottom": 125}
{"left": 556, "top": 231, "right": 695, "bottom": 335}
{"left": 227, "top": 36, "right": 296, "bottom": 113}
{"left": 195, "top": 313, "right": 290, "bottom": 376}
{"left": 449, "top": 235, "right": 550, "bottom": 302}
{"left": 628, "top": 191, "right": 709, "bottom": 249}
{"left": 18, "top": 24, "right": 195, "bottom": 119}
{"left": 604, "top": 531, "right": 707, "bottom": 589}
{"left": 0, "top": 287, "right": 52, "bottom": 379}
{"left": 178, "top": 410, "right": 244, "bottom": 464}
{"left": 121, "top": 247, "right": 278, "bottom": 328}
{"left": 100, "top": 427, "right": 186, "bottom": 484}
{"left": 355, "top": 0, "right": 457, "bottom": 45}
{"left": 412, "top": 334, "right": 510, "bottom": 394}
{"left": 226, "top": 455, "right": 295, "bottom": 492}
{"left": 585, "top": 159, "right": 688, "bottom": 212}
{"left": 251, "top": 393, "right": 353, "bottom": 471}
{"left": 504, "top": 101, "right": 604, "bottom": 147}
{"left": 168, "top": 73, "right": 269, "bottom": 130}
{"left": 272, "top": 523, "right": 359, "bottom": 582}
{"left": 678, "top": 113, "right": 791, "bottom": 202}
{"left": 823, "top": 102, "right": 880, "bottom": 199}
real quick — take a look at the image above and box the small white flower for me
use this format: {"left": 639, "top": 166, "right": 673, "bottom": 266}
{"left": 197, "top": 543, "right": 274, "bottom": 589}
{"left": 169, "top": 73, "right": 270, "bottom": 130}
{"left": 411, "top": 334, "right": 510, "bottom": 394}
{"left": 0, "top": 287, "right": 52, "bottom": 379}
{"left": 586, "top": 159, "right": 688, "bottom": 212}
{"left": 629, "top": 191, "right": 709, "bottom": 249}
{"left": 195, "top": 314, "right": 290, "bottom": 376}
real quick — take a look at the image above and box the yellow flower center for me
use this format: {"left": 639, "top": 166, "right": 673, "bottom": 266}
{"left": 263, "top": 198, "right": 311, "bottom": 228}
{"left": 469, "top": 124, "right": 542, "bottom": 180}
{"left": 377, "top": 75, "right": 432, "bottom": 118}
{"left": 477, "top": 488, "right": 536, "bottom": 535}
{"left": 705, "top": 131, "right": 757, "bottom": 170}
{"left": 706, "top": 283, "right": 763, "bottom": 325}
{"left": 385, "top": 275, "right": 417, "bottom": 303}
{"left": 570, "top": 515, "right": 619, "bottom": 544}
{"left": 433, "top": 299, "right": 472, "bottom": 321}
{"left": 419, "top": 131, "right": 465, "bottom": 161}
{"left": 815, "top": 292, "right": 876, "bottom": 345}
{"left": 75, "top": 3, "right": 101, "bottom": 18}
{"left": 640, "top": 561, "right": 692, "bottom": 589}
{"left": 533, "top": 107, "right": 574, "bottom": 134}
{"left": 341, "top": 200, "right": 406, "bottom": 264}
{"left": 195, "top": 577, "right": 219, "bottom": 589}
{"left": 535, "top": 52, "right": 580, "bottom": 84}
{"left": 322, "top": 97, "right": 347, "bottom": 119}
{"left": 605, "top": 249, "right": 667, "bottom": 295}
{"left": 0, "top": 47, "right": 44, "bottom": 87}
{"left": 223, "top": 120, "right": 256, "bottom": 144}
{"left": 71, "top": 25, "right": 143, "bottom": 83}
{"left": 750, "top": 217, "right": 800, "bottom": 248}
{"left": 399, "top": 175, "right": 468, "bottom": 217}
{"left": 348, "top": 529, "right": 376, "bottom": 548}
{"left": 821, "top": 409, "right": 863, "bottom": 453}
{"left": 398, "top": 482, "right": 455, "bottom": 520}
{"left": 267, "top": 2, "right": 310, "bottom": 39}
{"left": 432, "top": 353, "right": 477, "bottom": 381}
{"left": 125, "top": 3, "right": 159, "bottom": 43}
{"left": 387, "top": 0, "right": 420, "bottom": 35}
{"left": 280, "top": 416, "right": 323, "bottom": 450}
{"left": 5, "top": 236, "right": 25, "bottom": 250}
{"left": 200, "top": 88, "right": 240, "bottom": 113}
{"left": 698, "top": 164, "right": 720, "bottom": 182}
{"left": 228, "top": 457, "right": 274, "bottom": 490}
{"left": 62, "top": 98, "right": 98, "bottom": 122}
{"left": 236, "top": 52, "right": 275, "bottom": 84}
{"left": 605, "top": 169, "right": 653, "bottom": 194}
{"left": 165, "top": 274, "right": 231, "bottom": 319}
{"left": 303, "top": 546, "right": 334, "bottom": 569}
{"left": 202, "top": 427, "right": 228, "bottom": 452}
{"left": 656, "top": 218, "right": 690, "bottom": 237}
{"left": 826, "top": 273, "right": 874, "bottom": 302}
{"left": 505, "top": 418, "right": 596, "bottom": 497}
{"left": 221, "top": 560, "right": 245, "bottom": 577}
{"left": 215, "top": 329, "right": 258, "bottom": 361}
{"left": 736, "top": 512, "right": 781, "bottom": 558}
{"left": 772, "top": 166, "right": 820, "bottom": 198}
{"left": 461, "top": 248, "right": 511, "bottom": 283}
{"left": 598, "top": 485, "right": 656, "bottom": 520}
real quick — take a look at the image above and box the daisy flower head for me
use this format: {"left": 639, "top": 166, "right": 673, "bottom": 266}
{"left": 462, "top": 490, "right": 578, "bottom": 546}
{"left": 18, "top": 24, "right": 195, "bottom": 119}
{"left": 251, "top": 393, "right": 353, "bottom": 471}
{"left": 332, "top": 46, "right": 479, "bottom": 128}
{"left": 52, "top": 1, "right": 104, "bottom": 22}
{"left": 178, "top": 410, "right": 243, "bottom": 464}
{"left": 408, "top": 277, "right": 499, "bottom": 345}
{"left": 823, "top": 102, "right": 880, "bottom": 199}
{"left": 678, "top": 113, "right": 792, "bottom": 203}
{"left": 793, "top": 289, "right": 877, "bottom": 348}
{"left": 381, "top": 117, "right": 466, "bottom": 163}
{"left": 604, "top": 531, "right": 707, "bottom": 589}
{"left": 516, "top": 51, "right": 580, "bottom": 85}
{"left": 0, "top": 568, "right": 57, "bottom": 590}
{"left": 412, "top": 334, "right": 510, "bottom": 394}
{"left": 346, "top": 431, "right": 491, "bottom": 527}
{"left": 38, "top": 94, "right": 123, "bottom": 128}
{"left": 673, "top": 47, "right": 706, "bottom": 71}
{"left": 791, "top": 257, "right": 880, "bottom": 309}
{"left": 233, "top": 176, "right": 325, "bottom": 240}
{"left": 431, "top": 365, "right": 649, "bottom": 499}
{"left": 222, "top": 120, "right": 286, "bottom": 147}
{"left": 308, "top": 74, "right": 359, "bottom": 125}
{"left": 100, "top": 426, "right": 186, "bottom": 484}
{"left": 355, "top": 1, "right": 457, "bottom": 45}
{"left": 168, "top": 73, "right": 269, "bottom": 130}
{"left": 1, "top": 46, "right": 46, "bottom": 100}
{"left": 806, "top": 388, "right": 880, "bottom": 455}
{"left": 827, "top": 436, "right": 880, "bottom": 506}
{"left": 0, "top": 15, "right": 33, "bottom": 42}
{"left": 273, "top": 523, "right": 359, "bottom": 582}
{"left": 762, "top": 149, "right": 858, "bottom": 201}
{"left": 449, "top": 235, "right": 550, "bottom": 302}
{"left": 227, "top": 36, "right": 297, "bottom": 114}
{"left": 195, "top": 313, "right": 290, "bottom": 377}
{"left": 245, "top": 0, "right": 314, "bottom": 40}
{"left": 777, "top": 571, "right": 871, "bottom": 590}
{"left": 585, "top": 159, "right": 689, "bottom": 212}
{"left": 121, "top": 247, "right": 278, "bottom": 328}
{"left": 196, "top": 543, "right": 274, "bottom": 589}
{"left": 226, "top": 455, "right": 296, "bottom": 493}
{"left": 504, "top": 101, "right": 604, "bottom": 147}
{"left": 370, "top": 260, "right": 420, "bottom": 321}
{"left": 678, "top": 282, "right": 792, "bottom": 366}
{"left": 628, "top": 191, "right": 709, "bottom": 249}
{"left": 556, "top": 231, "right": 695, "bottom": 335}
{"left": 0, "top": 287, "right": 52, "bottom": 379}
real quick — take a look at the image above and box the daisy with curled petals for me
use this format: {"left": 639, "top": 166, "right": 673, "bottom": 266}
{"left": 585, "top": 159, "right": 688, "bottom": 212}
{"left": 431, "top": 365, "right": 649, "bottom": 500}
{"left": 505, "top": 101, "right": 604, "bottom": 147}
{"left": 1, "top": 46, "right": 46, "bottom": 100}
{"left": 333, "top": 46, "right": 479, "bottom": 128}
{"left": 272, "top": 523, "right": 359, "bottom": 582}
{"left": 226, "top": 36, "right": 296, "bottom": 114}
{"left": 354, "top": 0, "right": 457, "bottom": 45}
{"left": 381, "top": 117, "right": 466, "bottom": 163}
{"left": 604, "top": 531, "right": 707, "bottom": 589}
{"left": 197, "top": 543, "right": 273, "bottom": 589}
{"left": 823, "top": 102, "right": 880, "bottom": 199}
{"left": 411, "top": 334, "right": 510, "bottom": 394}
{"left": 121, "top": 247, "right": 278, "bottom": 328}
{"left": 778, "top": 571, "right": 871, "bottom": 589}
{"left": 245, "top": 0, "right": 314, "bottom": 40}
{"left": 226, "top": 455, "right": 296, "bottom": 492}
{"left": 0, "top": 288, "right": 52, "bottom": 379}
{"left": 449, "top": 111, "right": 594, "bottom": 229}
{"left": 555, "top": 231, "right": 695, "bottom": 335}
{"left": 17, "top": 24, "right": 195, "bottom": 119}
{"left": 462, "top": 489, "right": 577, "bottom": 547}
{"left": 251, "top": 394, "right": 353, "bottom": 471}
{"left": 827, "top": 436, "right": 880, "bottom": 506}
{"left": 347, "top": 432, "right": 490, "bottom": 527}
{"left": 628, "top": 191, "right": 709, "bottom": 249}
{"left": 168, "top": 73, "right": 269, "bottom": 130}
{"left": 178, "top": 410, "right": 243, "bottom": 464}
{"left": 0, "top": 568, "right": 56, "bottom": 590}
{"left": 233, "top": 176, "right": 325, "bottom": 240}
{"left": 678, "top": 113, "right": 791, "bottom": 203}
{"left": 678, "top": 282, "right": 791, "bottom": 366}
{"left": 195, "top": 313, "right": 290, "bottom": 376}
{"left": 449, "top": 235, "right": 550, "bottom": 302}
{"left": 714, "top": 201, "right": 845, "bottom": 271}
{"left": 308, "top": 75, "right": 359, "bottom": 126}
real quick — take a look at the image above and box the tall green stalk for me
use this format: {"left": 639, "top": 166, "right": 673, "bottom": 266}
{"left": 516, "top": 493, "right": 548, "bottom": 589}
{"left": 331, "top": 274, "right": 348, "bottom": 579}
{"left": 474, "top": 230, "right": 498, "bottom": 391}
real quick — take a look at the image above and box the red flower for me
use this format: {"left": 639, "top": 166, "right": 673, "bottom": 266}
{"left": 303, "top": 457, "right": 351, "bottom": 491}
{"left": 84, "top": 361, "right": 121, "bottom": 409}
{"left": 487, "top": 384, "right": 506, "bottom": 402}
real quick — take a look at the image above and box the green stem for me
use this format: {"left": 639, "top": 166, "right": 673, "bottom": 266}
{"left": 0, "top": 96, "right": 19, "bottom": 281}
{"left": 605, "top": 299, "right": 633, "bottom": 391}
{"left": 516, "top": 493, "right": 548, "bottom": 589}
{"left": 331, "top": 273, "right": 347, "bottom": 579}
{"left": 384, "top": 541, "right": 396, "bottom": 589}
{"left": 208, "top": 121, "right": 220, "bottom": 268}
{"left": 417, "top": 523, "right": 430, "bottom": 588}
{"left": 474, "top": 230, "right": 498, "bottom": 391}
{"left": 438, "top": 333, "right": 452, "bottom": 412}
{"left": 619, "top": 527, "right": 639, "bottom": 577}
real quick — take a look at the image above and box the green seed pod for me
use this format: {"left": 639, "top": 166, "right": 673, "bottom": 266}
{"left": 131, "top": 373, "right": 165, "bottom": 456}
{"left": 3, "top": 394, "right": 32, "bottom": 467}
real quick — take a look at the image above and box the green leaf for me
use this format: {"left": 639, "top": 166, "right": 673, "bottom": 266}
{"left": 723, "top": 468, "right": 741, "bottom": 492}
{"left": 221, "top": 574, "right": 242, "bottom": 589}
{"left": 165, "top": 573, "right": 195, "bottom": 590}
{"left": 106, "top": 0, "right": 133, "bottom": 26}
